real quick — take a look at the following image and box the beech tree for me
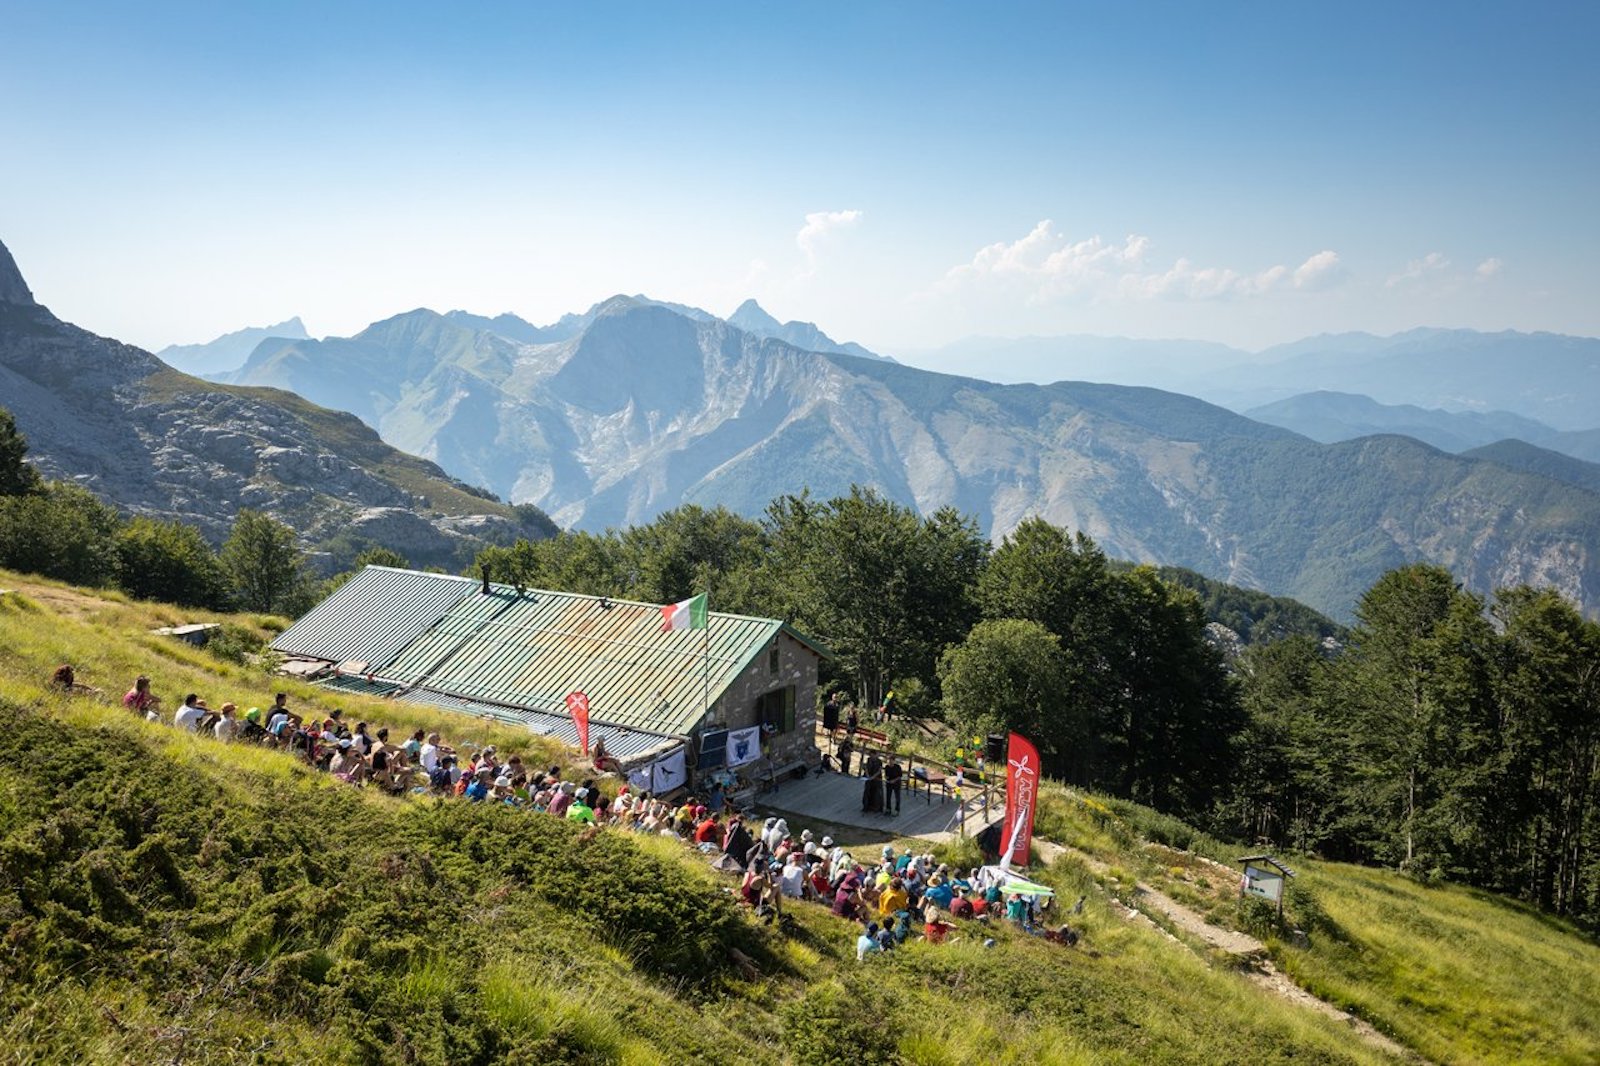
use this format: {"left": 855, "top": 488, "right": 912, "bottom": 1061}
{"left": 220, "top": 509, "right": 309, "bottom": 615}
{"left": 938, "top": 618, "right": 1077, "bottom": 766}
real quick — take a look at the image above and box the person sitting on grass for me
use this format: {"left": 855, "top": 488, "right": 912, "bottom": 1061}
{"left": 754, "top": 863, "right": 783, "bottom": 923}
{"left": 694, "top": 810, "right": 722, "bottom": 847}
{"left": 266, "top": 702, "right": 300, "bottom": 744}
{"left": 50, "top": 663, "right": 98, "bottom": 695}
{"left": 924, "top": 873, "right": 955, "bottom": 911}
{"left": 878, "top": 875, "right": 909, "bottom": 921}
{"left": 566, "top": 789, "right": 597, "bottom": 824}
{"left": 213, "top": 703, "right": 240, "bottom": 742}
{"left": 832, "top": 866, "right": 865, "bottom": 921}
{"left": 1005, "top": 893, "right": 1030, "bottom": 929}
{"left": 419, "top": 732, "right": 452, "bottom": 776}
{"left": 923, "top": 904, "right": 954, "bottom": 944}
{"left": 123, "top": 675, "right": 161, "bottom": 719}
{"left": 463, "top": 765, "right": 493, "bottom": 802}
{"left": 722, "top": 815, "right": 755, "bottom": 871}
{"left": 950, "top": 890, "right": 977, "bottom": 921}
{"left": 330, "top": 739, "right": 366, "bottom": 784}
{"left": 239, "top": 707, "right": 268, "bottom": 743}
{"left": 388, "top": 746, "right": 417, "bottom": 791}
{"left": 779, "top": 852, "right": 807, "bottom": 899}
{"left": 174, "top": 693, "right": 209, "bottom": 732}
{"left": 856, "top": 921, "right": 883, "bottom": 962}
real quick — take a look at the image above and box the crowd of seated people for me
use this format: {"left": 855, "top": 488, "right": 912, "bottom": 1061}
{"left": 66, "top": 665, "right": 1072, "bottom": 953}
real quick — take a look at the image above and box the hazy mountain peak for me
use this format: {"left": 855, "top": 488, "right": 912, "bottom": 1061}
{"left": 0, "top": 239, "right": 37, "bottom": 307}
{"left": 729, "top": 298, "right": 782, "bottom": 333}
{"left": 724, "top": 297, "right": 891, "bottom": 362}
{"left": 155, "top": 316, "right": 310, "bottom": 379}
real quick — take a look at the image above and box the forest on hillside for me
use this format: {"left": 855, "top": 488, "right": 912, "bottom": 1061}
{"left": 2, "top": 409, "right": 1596, "bottom": 929}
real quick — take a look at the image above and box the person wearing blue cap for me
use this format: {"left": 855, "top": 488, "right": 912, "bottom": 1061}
{"left": 856, "top": 921, "right": 883, "bottom": 961}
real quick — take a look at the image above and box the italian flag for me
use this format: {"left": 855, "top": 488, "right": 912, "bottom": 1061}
{"left": 660, "top": 593, "right": 708, "bottom": 632}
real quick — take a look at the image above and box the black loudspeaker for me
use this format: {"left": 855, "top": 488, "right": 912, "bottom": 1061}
{"left": 985, "top": 733, "right": 1006, "bottom": 764}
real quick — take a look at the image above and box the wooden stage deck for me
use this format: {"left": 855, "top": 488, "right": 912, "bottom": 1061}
{"left": 749, "top": 766, "right": 996, "bottom": 842}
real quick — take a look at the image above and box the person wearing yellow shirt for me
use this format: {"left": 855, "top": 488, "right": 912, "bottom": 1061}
{"left": 879, "top": 876, "right": 910, "bottom": 919}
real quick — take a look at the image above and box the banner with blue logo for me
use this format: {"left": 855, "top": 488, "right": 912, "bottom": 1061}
{"left": 725, "top": 726, "right": 762, "bottom": 768}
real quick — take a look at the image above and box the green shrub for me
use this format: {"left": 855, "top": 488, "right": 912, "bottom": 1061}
{"left": 205, "top": 623, "right": 266, "bottom": 665}
{"left": 781, "top": 975, "right": 901, "bottom": 1065}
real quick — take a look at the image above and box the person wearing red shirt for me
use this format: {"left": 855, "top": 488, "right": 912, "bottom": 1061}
{"left": 694, "top": 813, "right": 721, "bottom": 845}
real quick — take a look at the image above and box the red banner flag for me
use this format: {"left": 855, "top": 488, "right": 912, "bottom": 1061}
{"left": 999, "top": 732, "right": 1040, "bottom": 870}
{"left": 565, "top": 690, "right": 591, "bottom": 754}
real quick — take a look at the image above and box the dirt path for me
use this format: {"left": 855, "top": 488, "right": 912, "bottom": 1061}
{"left": 1039, "top": 840, "right": 1418, "bottom": 1061}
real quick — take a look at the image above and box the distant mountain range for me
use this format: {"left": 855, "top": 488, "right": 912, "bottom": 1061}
{"left": 0, "top": 240, "right": 553, "bottom": 570}
{"left": 158, "top": 317, "right": 310, "bottom": 377}
{"left": 1246, "top": 390, "right": 1600, "bottom": 464}
{"left": 217, "top": 293, "right": 1600, "bottom": 619}
{"left": 160, "top": 295, "right": 887, "bottom": 381}
{"left": 1246, "top": 391, "right": 1555, "bottom": 453}
{"left": 900, "top": 334, "right": 1247, "bottom": 386}
{"left": 902, "top": 328, "right": 1600, "bottom": 436}
{"left": 1195, "top": 328, "right": 1600, "bottom": 431}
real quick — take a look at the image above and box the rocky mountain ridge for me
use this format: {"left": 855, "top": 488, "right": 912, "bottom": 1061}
{"left": 225, "top": 293, "right": 1600, "bottom": 619}
{"left": 0, "top": 239, "right": 552, "bottom": 569}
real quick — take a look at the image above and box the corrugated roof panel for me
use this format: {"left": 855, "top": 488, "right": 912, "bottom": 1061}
{"left": 272, "top": 566, "right": 475, "bottom": 669}
{"left": 396, "top": 689, "right": 676, "bottom": 762}
{"left": 382, "top": 585, "right": 782, "bottom": 735}
{"left": 311, "top": 676, "right": 675, "bottom": 762}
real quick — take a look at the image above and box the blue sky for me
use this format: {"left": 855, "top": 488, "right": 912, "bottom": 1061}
{"left": 2, "top": 1, "right": 1595, "bottom": 356}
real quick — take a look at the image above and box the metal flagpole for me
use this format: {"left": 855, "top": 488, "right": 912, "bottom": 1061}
{"left": 702, "top": 588, "right": 711, "bottom": 724}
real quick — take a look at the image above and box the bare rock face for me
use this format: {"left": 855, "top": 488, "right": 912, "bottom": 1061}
{"left": 343, "top": 507, "right": 461, "bottom": 559}
{"left": 0, "top": 238, "right": 551, "bottom": 569}
{"left": 0, "top": 240, "right": 34, "bottom": 306}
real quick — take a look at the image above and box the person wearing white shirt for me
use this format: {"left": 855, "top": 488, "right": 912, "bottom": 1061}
{"left": 174, "top": 694, "right": 208, "bottom": 732}
{"left": 420, "top": 732, "right": 453, "bottom": 774}
{"left": 213, "top": 703, "right": 240, "bottom": 741}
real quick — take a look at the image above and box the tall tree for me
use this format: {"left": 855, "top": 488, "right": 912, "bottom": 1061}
{"left": 0, "top": 406, "right": 42, "bottom": 497}
{"left": 114, "top": 517, "right": 229, "bottom": 608}
{"left": 1107, "top": 566, "right": 1242, "bottom": 816}
{"left": 620, "top": 504, "right": 770, "bottom": 615}
{"left": 938, "top": 618, "right": 1078, "bottom": 767}
{"left": 1490, "top": 586, "right": 1600, "bottom": 916}
{"left": 977, "top": 518, "right": 1119, "bottom": 781}
{"left": 1231, "top": 635, "right": 1343, "bottom": 851}
{"left": 220, "top": 509, "right": 309, "bottom": 615}
{"left": 763, "top": 487, "right": 986, "bottom": 707}
{"left": 1337, "top": 564, "right": 1495, "bottom": 874}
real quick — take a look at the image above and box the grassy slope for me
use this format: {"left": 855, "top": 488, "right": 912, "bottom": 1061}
{"left": 3, "top": 570, "right": 1592, "bottom": 1064}
{"left": 1031, "top": 788, "right": 1600, "bottom": 1066}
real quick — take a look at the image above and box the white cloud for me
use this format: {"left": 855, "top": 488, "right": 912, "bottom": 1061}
{"left": 940, "top": 221, "right": 1344, "bottom": 303}
{"left": 1293, "top": 250, "right": 1345, "bottom": 290}
{"left": 1387, "top": 251, "right": 1451, "bottom": 288}
{"left": 795, "top": 210, "right": 863, "bottom": 274}
{"left": 1476, "top": 256, "right": 1504, "bottom": 279}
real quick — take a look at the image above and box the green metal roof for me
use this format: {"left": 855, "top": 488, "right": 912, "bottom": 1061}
{"left": 373, "top": 579, "right": 822, "bottom": 737}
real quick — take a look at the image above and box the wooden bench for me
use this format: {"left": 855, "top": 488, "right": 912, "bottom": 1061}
{"left": 826, "top": 724, "right": 889, "bottom": 751}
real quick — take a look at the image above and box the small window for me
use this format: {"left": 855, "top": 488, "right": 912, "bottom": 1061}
{"left": 756, "top": 686, "right": 796, "bottom": 734}
{"left": 768, "top": 643, "right": 780, "bottom": 674}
